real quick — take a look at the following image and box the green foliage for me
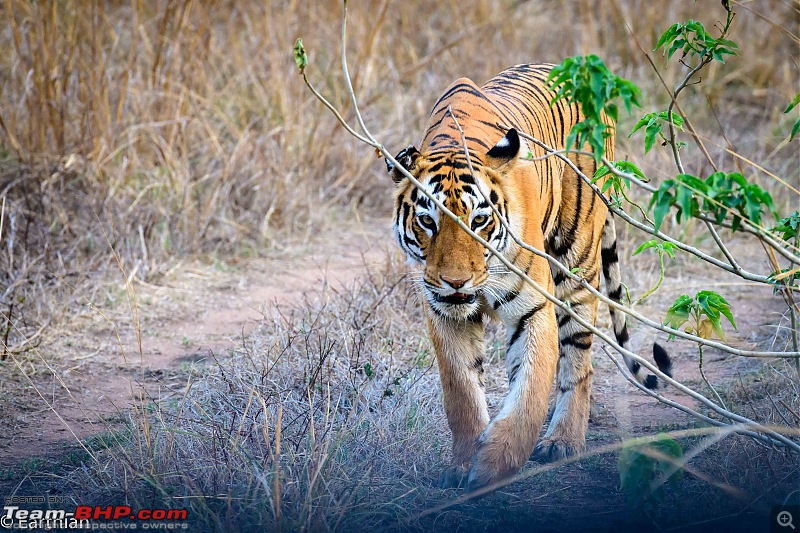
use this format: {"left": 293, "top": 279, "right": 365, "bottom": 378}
{"left": 293, "top": 38, "right": 308, "bottom": 71}
{"left": 633, "top": 239, "right": 678, "bottom": 259}
{"left": 649, "top": 172, "right": 775, "bottom": 232}
{"left": 767, "top": 211, "right": 800, "bottom": 291}
{"left": 768, "top": 268, "right": 800, "bottom": 293}
{"left": 629, "top": 111, "right": 684, "bottom": 154}
{"left": 362, "top": 362, "right": 374, "bottom": 379}
{"left": 665, "top": 290, "right": 736, "bottom": 340}
{"left": 772, "top": 211, "right": 800, "bottom": 242}
{"left": 785, "top": 92, "right": 800, "bottom": 140}
{"left": 655, "top": 19, "right": 739, "bottom": 63}
{"left": 547, "top": 55, "right": 641, "bottom": 162}
{"left": 632, "top": 240, "right": 678, "bottom": 303}
{"left": 618, "top": 434, "right": 684, "bottom": 512}
{"left": 593, "top": 160, "right": 648, "bottom": 195}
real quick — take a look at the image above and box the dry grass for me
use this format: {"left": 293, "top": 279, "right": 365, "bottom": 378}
{"left": 60, "top": 259, "right": 453, "bottom": 531}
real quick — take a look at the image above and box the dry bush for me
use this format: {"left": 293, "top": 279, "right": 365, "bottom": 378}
{"left": 1, "top": 1, "right": 798, "bottom": 528}
{"left": 60, "top": 259, "right": 455, "bottom": 531}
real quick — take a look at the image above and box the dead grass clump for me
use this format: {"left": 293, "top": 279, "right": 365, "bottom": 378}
{"left": 60, "top": 259, "right": 456, "bottom": 530}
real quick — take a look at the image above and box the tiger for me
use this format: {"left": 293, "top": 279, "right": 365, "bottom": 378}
{"left": 386, "top": 63, "right": 673, "bottom": 492}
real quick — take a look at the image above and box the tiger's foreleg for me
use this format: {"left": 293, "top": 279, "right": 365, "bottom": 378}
{"left": 533, "top": 237, "right": 601, "bottom": 462}
{"left": 531, "top": 292, "right": 598, "bottom": 461}
{"left": 466, "top": 290, "right": 559, "bottom": 491}
{"left": 427, "top": 311, "right": 490, "bottom": 488}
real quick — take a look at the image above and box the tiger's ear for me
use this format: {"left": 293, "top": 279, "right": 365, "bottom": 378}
{"left": 486, "top": 128, "right": 521, "bottom": 169}
{"left": 386, "top": 146, "right": 420, "bottom": 184}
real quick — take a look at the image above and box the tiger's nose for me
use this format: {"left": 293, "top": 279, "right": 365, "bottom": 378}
{"left": 441, "top": 275, "right": 470, "bottom": 290}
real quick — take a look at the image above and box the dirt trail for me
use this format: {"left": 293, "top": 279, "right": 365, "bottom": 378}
{"left": 0, "top": 217, "right": 391, "bottom": 469}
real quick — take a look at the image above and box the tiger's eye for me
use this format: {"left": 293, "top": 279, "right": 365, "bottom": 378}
{"left": 472, "top": 214, "right": 488, "bottom": 228}
{"left": 418, "top": 214, "right": 435, "bottom": 228}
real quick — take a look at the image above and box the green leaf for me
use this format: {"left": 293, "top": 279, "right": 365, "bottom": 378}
{"left": 670, "top": 290, "right": 737, "bottom": 340}
{"left": 629, "top": 115, "right": 651, "bottom": 136}
{"left": 665, "top": 294, "right": 693, "bottom": 335}
{"left": 633, "top": 240, "right": 659, "bottom": 255}
{"left": 363, "top": 362, "right": 374, "bottom": 379}
{"left": 293, "top": 38, "right": 308, "bottom": 71}
{"left": 644, "top": 123, "right": 660, "bottom": 154}
{"left": 654, "top": 24, "right": 679, "bottom": 52}
{"left": 629, "top": 112, "right": 683, "bottom": 154}
{"left": 654, "top": 18, "right": 738, "bottom": 65}
{"left": 619, "top": 434, "right": 684, "bottom": 510}
{"left": 651, "top": 183, "right": 675, "bottom": 232}
{"left": 592, "top": 165, "right": 611, "bottom": 183}
{"left": 606, "top": 103, "right": 619, "bottom": 123}
{"left": 616, "top": 160, "right": 647, "bottom": 181}
{"left": 772, "top": 211, "right": 800, "bottom": 241}
{"left": 791, "top": 118, "right": 800, "bottom": 141}
{"left": 549, "top": 55, "right": 642, "bottom": 162}
{"left": 785, "top": 92, "right": 800, "bottom": 114}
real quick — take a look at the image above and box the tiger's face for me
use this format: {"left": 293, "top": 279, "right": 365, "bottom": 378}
{"left": 388, "top": 129, "right": 522, "bottom": 319}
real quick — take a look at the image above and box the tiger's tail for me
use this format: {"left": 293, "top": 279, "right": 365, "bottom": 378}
{"left": 601, "top": 213, "right": 673, "bottom": 389}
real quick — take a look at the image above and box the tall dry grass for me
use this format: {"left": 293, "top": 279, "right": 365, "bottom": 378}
{"left": 1, "top": 0, "right": 797, "bottom": 351}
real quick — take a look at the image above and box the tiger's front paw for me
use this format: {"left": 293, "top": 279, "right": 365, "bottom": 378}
{"left": 438, "top": 465, "right": 469, "bottom": 489}
{"left": 530, "top": 436, "right": 585, "bottom": 463}
{"left": 465, "top": 429, "right": 528, "bottom": 493}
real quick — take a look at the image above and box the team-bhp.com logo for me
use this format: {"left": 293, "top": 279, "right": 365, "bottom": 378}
{"left": 2, "top": 504, "right": 189, "bottom": 529}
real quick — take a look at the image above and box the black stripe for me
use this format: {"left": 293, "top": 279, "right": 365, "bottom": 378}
{"left": 508, "top": 301, "right": 546, "bottom": 347}
{"left": 608, "top": 286, "right": 622, "bottom": 301}
{"left": 430, "top": 82, "right": 487, "bottom": 115}
{"left": 653, "top": 343, "right": 673, "bottom": 376}
{"left": 493, "top": 289, "right": 520, "bottom": 309}
{"left": 509, "top": 362, "right": 521, "bottom": 383}
{"left": 615, "top": 325, "right": 630, "bottom": 345}
{"left": 573, "top": 242, "right": 595, "bottom": 271}
{"left": 553, "top": 269, "right": 568, "bottom": 286}
{"left": 428, "top": 304, "right": 445, "bottom": 319}
{"left": 466, "top": 309, "right": 483, "bottom": 323}
{"left": 546, "top": 232, "right": 572, "bottom": 258}
{"left": 601, "top": 244, "right": 618, "bottom": 279}
{"left": 561, "top": 330, "right": 593, "bottom": 350}
{"left": 465, "top": 136, "right": 490, "bottom": 149}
